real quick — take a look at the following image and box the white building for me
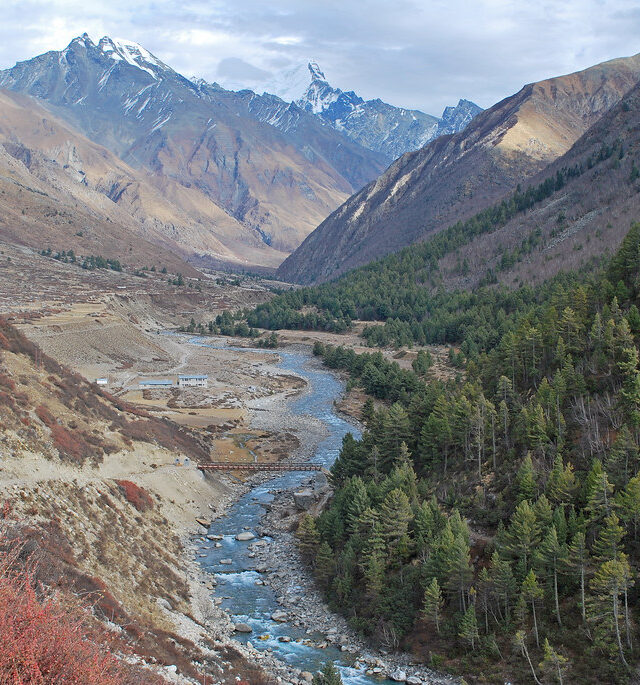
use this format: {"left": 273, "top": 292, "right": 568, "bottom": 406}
{"left": 178, "top": 374, "right": 208, "bottom": 388}
{"left": 139, "top": 379, "right": 173, "bottom": 387}
{"left": 95, "top": 378, "right": 108, "bottom": 386}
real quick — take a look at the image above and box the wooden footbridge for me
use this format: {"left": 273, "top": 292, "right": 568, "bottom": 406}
{"left": 198, "top": 462, "right": 329, "bottom": 474}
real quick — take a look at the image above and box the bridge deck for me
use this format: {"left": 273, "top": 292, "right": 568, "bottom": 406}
{"left": 198, "top": 462, "right": 323, "bottom": 472}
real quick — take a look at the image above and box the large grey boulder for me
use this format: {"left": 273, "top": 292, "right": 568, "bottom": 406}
{"left": 293, "top": 489, "right": 315, "bottom": 510}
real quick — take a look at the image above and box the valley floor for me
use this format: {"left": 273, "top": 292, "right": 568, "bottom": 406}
{"left": 0, "top": 244, "right": 453, "bottom": 683}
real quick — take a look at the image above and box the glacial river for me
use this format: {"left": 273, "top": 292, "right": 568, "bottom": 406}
{"left": 188, "top": 338, "right": 396, "bottom": 684}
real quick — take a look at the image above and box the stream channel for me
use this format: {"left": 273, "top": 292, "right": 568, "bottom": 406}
{"left": 188, "top": 337, "right": 395, "bottom": 684}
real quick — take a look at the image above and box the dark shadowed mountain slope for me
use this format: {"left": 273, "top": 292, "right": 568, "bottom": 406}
{"left": 436, "top": 78, "right": 640, "bottom": 291}
{"left": 277, "top": 53, "right": 640, "bottom": 284}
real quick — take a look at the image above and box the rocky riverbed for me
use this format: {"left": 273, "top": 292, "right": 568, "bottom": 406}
{"left": 186, "top": 342, "right": 458, "bottom": 685}
{"left": 246, "top": 482, "right": 457, "bottom": 685}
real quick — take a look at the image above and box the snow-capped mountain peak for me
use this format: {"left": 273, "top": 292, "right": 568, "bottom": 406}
{"left": 308, "top": 62, "right": 327, "bottom": 82}
{"left": 97, "top": 36, "right": 169, "bottom": 78}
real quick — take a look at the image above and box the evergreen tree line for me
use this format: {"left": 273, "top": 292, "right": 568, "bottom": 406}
{"left": 297, "top": 222, "right": 640, "bottom": 682}
{"left": 178, "top": 310, "right": 279, "bottom": 347}
{"left": 246, "top": 141, "right": 629, "bottom": 350}
{"left": 40, "top": 247, "right": 122, "bottom": 272}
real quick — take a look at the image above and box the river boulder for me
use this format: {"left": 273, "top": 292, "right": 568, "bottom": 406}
{"left": 271, "top": 610, "right": 288, "bottom": 622}
{"left": 234, "top": 623, "right": 253, "bottom": 633}
{"left": 293, "top": 489, "right": 315, "bottom": 510}
{"left": 236, "top": 531, "right": 255, "bottom": 541}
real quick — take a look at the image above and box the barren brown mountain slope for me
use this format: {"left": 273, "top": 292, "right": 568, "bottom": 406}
{"left": 0, "top": 35, "right": 388, "bottom": 267}
{"left": 0, "top": 318, "right": 281, "bottom": 683}
{"left": 277, "top": 53, "right": 640, "bottom": 284}
{"left": 0, "top": 89, "right": 288, "bottom": 270}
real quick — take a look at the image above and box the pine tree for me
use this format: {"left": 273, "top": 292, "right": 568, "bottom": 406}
{"left": 345, "top": 478, "right": 370, "bottom": 534}
{"left": 533, "top": 494, "right": 554, "bottom": 534}
{"left": 588, "top": 556, "right": 633, "bottom": 667}
{"left": 606, "top": 426, "right": 639, "bottom": 488}
{"left": 312, "top": 661, "right": 343, "bottom": 684}
{"left": 358, "top": 511, "right": 386, "bottom": 597}
{"left": 448, "top": 509, "right": 471, "bottom": 544}
{"left": 618, "top": 347, "right": 640, "bottom": 437}
{"left": 527, "top": 404, "right": 549, "bottom": 458}
{"left": 490, "top": 550, "right": 516, "bottom": 622}
{"left": 331, "top": 433, "right": 362, "bottom": 484}
{"left": 504, "top": 500, "right": 540, "bottom": 572}
{"left": 516, "top": 454, "right": 537, "bottom": 502}
{"left": 445, "top": 534, "right": 473, "bottom": 612}
{"left": 458, "top": 604, "right": 479, "bottom": 651}
{"left": 592, "top": 512, "right": 625, "bottom": 563}
{"left": 547, "top": 453, "right": 576, "bottom": 505}
{"left": 584, "top": 459, "right": 614, "bottom": 524}
{"left": 537, "top": 525, "right": 567, "bottom": 626}
{"left": 412, "top": 349, "right": 433, "bottom": 376}
{"left": 314, "top": 542, "right": 335, "bottom": 589}
{"left": 519, "top": 570, "right": 544, "bottom": 647}
{"left": 419, "top": 395, "right": 451, "bottom": 474}
{"left": 618, "top": 472, "right": 640, "bottom": 540}
{"left": 366, "top": 445, "right": 381, "bottom": 482}
{"left": 381, "top": 403, "right": 411, "bottom": 467}
{"left": 477, "top": 567, "right": 492, "bottom": 634}
{"left": 413, "top": 500, "right": 435, "bottom": 558}
{"left": 379, "top": 488, "right": 413, "bottom": 559}
{"left": 426, "top": 523, "right": 456, "bottom": 586}
{"left": 568, "top": 531, "right": 589, "bottom": 623}
{"left": 538, "top": 638, "right": 569, "bottom": 685}
{"left": 361, "top": 397, "right": 375, "bottom": 425}
{"left": 297, "top": 513, "right": 320, "bottom": 558}
{"left": 422, "top": 577, "right": 444, "bottom": 634}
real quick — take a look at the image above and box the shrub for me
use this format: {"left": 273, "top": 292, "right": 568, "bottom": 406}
{"left": 115, "top": 480, "right": 154, "bottom": 512}
{"left": 0, "top": 538, "right": 144, "bottom": 684}
{"left": 35, "top": 404, "right": 56, "bottom": 429}
{"left": 51, "top": 425, "right": 93, "bottom": 463}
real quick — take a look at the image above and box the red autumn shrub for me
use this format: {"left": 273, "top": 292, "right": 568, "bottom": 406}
{"left": 0, "top": 373, "right": 16, "bottom": 391}
{"left": 51, "top": 425, "right": 93, "bottom": 462}
{"left": 0, "top": 544, "right": 139, "bottom": 684}
{"left": 115, "top": 480, "right": 153, "bottom": 512}
{"left": 35, "top": 404, "right": 56, "bottom": 429}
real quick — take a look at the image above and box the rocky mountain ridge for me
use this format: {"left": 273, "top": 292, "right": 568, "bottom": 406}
{"left": 233, "top": 61, "right": 482, "bottom": 159}
{"left": 277, "top": 52, "right": 640, "bottom": 284}
{"left": 0, "top": 35, "right": 388, "bottom": 268}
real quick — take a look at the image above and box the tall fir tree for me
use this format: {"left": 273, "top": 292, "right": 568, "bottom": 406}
{"left": 422, "top": 577, "right": 444, "bottom": 634}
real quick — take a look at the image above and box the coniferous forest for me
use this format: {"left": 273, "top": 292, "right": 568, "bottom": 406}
{"left": 285, "top": 223, "right": 640, "bottom": 682}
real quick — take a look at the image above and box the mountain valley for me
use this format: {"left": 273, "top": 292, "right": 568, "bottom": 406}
{"left": 3, "top": 23, "right": 640, "bottom": 685}
{"left": 278, "top": 53, "right": 640, "bottom": 283}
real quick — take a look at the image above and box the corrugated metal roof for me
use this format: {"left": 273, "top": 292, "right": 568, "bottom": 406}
{"left": 178, "top": 374, "right": 208, "bottom": 379}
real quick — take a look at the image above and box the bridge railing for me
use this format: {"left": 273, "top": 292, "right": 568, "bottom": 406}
{"left": 198, "top": 462, "right": 324, "bottom": 472}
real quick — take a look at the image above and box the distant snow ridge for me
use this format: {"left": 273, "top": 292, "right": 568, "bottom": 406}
{"left": 225, "top": 61, "right": 482, "bottom": 159}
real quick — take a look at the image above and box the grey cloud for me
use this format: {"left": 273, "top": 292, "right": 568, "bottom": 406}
{"left": 1, "top": 0, "right": 639, "bottom": 114}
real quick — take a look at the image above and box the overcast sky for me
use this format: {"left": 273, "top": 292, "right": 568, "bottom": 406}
{"left": 1, "top": 0, "right": 639, "bottom": 114}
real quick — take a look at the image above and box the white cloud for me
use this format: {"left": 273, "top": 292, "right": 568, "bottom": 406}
{"left": 1, "top": 0, "right": 639, "bottom": 114}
